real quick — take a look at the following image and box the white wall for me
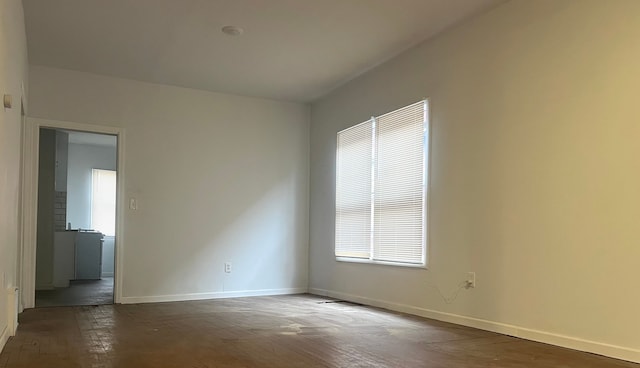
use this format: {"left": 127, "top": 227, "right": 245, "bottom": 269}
{"left": 0, "top": 0, "right": 28, "bottom": 351}
{"left": 67, "top": 143, "right": 117, "bottom": 230}
{"left": 28, "top": 66, "right": 310, "bottom": 302}
{"left": 309, "top": 0, "right": 640, "bottom": 363}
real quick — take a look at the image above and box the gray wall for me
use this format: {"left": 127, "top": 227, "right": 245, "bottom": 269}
{"left": 102, "top": 236, "right": 115, "bottom": 277}
{"left": 35, "top": 129, "right": 55, "bottom": 289}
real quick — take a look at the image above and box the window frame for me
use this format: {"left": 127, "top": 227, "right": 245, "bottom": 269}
{"left": 335, "top": 99, "right": 430, "bottom": 268}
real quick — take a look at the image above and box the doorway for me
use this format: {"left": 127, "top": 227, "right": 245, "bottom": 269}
{"left": 23, "top": 119, "right": 122, "bottom": 308}
{"left": 34, "top": 128, "right": 117, "bottom": 307}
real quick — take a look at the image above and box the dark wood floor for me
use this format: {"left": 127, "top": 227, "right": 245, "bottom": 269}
{"left": 0, "top": 294, "right": 636, "bottom": 368}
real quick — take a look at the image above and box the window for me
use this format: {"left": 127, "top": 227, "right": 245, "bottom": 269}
{"left": 91, "top": 169, "right": 116, "bottom": 236}
{"left": 335, "top": 100, "right": 428, "bottom": 266}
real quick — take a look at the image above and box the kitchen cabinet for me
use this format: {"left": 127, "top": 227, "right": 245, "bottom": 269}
{"left": 75, "top": 231, "right": 104, "bottom": 280}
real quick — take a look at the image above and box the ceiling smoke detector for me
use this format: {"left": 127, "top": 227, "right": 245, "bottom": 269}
{"left": 221, "top": 26, "right": 244, "bottom": 36}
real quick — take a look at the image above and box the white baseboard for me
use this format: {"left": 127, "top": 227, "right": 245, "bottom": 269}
{"left": 53, "top": 280, "right": 69, "bottom": 288}
{"left": 119, "top": 287, "right": 308, "bottom": 305}
{"left": 308, "top": 288, "right": 640, "bottom": 364}
{"left": 0, "top": 325, "right": 8, "bottom": 355}
{"left": 7, "top": 287, "right": 19, "bottom": 336}
{"left": 35, "top": 283, "right": 54, "bottom": 291}
{"left": 101, "top": 272, "right": 114, "bottom": 278}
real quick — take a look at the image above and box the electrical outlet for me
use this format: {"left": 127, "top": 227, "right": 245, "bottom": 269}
{"left": 466, "top": 272, "right": 476, "bottom": 288}
{"left": 224, "top": 262, "right": 232, "bottom": 273}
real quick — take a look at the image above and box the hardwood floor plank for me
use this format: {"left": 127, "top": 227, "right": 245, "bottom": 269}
{"left": 0, "top": 294, "right": 636, "bottom": 368}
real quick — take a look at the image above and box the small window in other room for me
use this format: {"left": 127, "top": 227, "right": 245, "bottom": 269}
{"left": 335, "top": 100, "right": 429, "bottom": 267}
{"left": 91, "top": 169, "right": 116, "bottom": 236}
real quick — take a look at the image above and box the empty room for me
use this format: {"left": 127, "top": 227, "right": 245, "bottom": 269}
{"left": 1, "top": 0, "right": 639, "bottom": 367}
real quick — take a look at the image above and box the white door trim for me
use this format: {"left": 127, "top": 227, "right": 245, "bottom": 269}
{"left": 21, "top": 117, "right": 126, "bottom": 308}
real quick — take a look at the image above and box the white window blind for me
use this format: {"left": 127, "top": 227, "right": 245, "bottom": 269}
{"left": 374, "top": 102, "right": 426, "bottom": 264}
{"left": 335, "top": 100, "right": 428, "bottom": 266}
{"left": 335, "top": 120, "right": 373, "bottom": 259}
{"left": 91, "top": 169, "right": 116, "bottom": 236}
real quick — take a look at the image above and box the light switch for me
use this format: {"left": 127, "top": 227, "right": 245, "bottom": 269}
{"left": 129, "top": 198, "right": 137, "bottom": 210}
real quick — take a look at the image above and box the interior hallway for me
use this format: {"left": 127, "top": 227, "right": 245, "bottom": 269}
{"left": 1, "top": 294, "right": 636, "bottom": 368}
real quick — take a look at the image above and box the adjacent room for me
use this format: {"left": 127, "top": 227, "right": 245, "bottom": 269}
{"left": 34, "top": 129, "right": 117, "bottom": 308}
{"left": 0, "top": 0, "right": 639, "bottom": 367}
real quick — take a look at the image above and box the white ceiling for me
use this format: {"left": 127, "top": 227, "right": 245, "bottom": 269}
{"left": 23, "top": 0, "right": 505, "bottom": 102}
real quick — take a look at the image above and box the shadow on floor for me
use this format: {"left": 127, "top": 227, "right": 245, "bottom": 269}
{"left": 35, "top": 277, "right": 113, "bottom": 307}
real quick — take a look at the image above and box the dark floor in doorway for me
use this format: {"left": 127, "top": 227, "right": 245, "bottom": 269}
{"left": 35, "top": 277, "right": 113, "bottom": 307}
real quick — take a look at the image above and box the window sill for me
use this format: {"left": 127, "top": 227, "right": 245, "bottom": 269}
{"left": 336, "top": 257, "right": 427, "bottom": 269}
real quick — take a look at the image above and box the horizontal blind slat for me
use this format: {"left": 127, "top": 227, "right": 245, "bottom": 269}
{"left": 336, "top": 119, "right": 373, "bottom": 259}
{"left": 373, "top": 101, "right": 426, "bottom": 265}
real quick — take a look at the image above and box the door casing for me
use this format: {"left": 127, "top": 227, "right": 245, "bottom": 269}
{"left": 21, "top": 117, "right": 126, "bottom": 308}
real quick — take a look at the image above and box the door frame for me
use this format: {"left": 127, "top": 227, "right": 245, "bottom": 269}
{"left": 16, "top": 96, "right": 26, "bottom": 313}
{"left": 21, "top": 117, "right": 126, "bottom": 308}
